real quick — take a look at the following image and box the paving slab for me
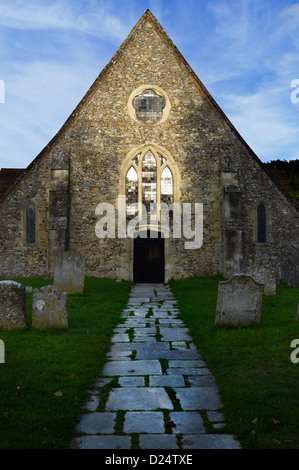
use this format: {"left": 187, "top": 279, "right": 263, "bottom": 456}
{"left": 76, "top": 412, "right": 116, "bottom": 434}
{"left": 159, "top": 319, "right": 183, "bottom": 324}
{"left": 134, "top": 327, "right": 157, "bottom": 335}
{"left": 149, "top": 374, "right": 185, "bottom": 387}
{"left": 167, "top": 367, "right": 211, "bottom": 376}
{"left": 123, "top": 412, "right": 165, "bottom": 433}
{"left": 73, "top": 435, "right": 131, "bottom": 449}
{"left": 213, "top": 422, "right": 226, "bottom": 429}
{"left": 133, "top": 336, "right": 157, "bottom": 342}
{"left": 139, "top": 434, "right": 178, "bottom": 449}
{"left": 102, "top": 359, "right": 162, "bottom": 376}
{"left": 174, "top": 387, "right": 222, "bottom": 410}
{"left": 106, "top": 388, "right": 174, "bottom": 410}
{"left": 119, "top": 321, "right": 147, "bottom": 327}
{"left": 110, "top": 342, "right": 170, "bottom": 352}
{"left": 106, "top": 351, "right": 133, "bottom": 360}
{"left": 159, "top": 327, "right": 192, "bottom": 342}
{"left": 83, "top": 395, "right": 100, "bottom": 411}
{"left": 171, "top": 342, "right": 187, "bottom": 350}
{"left": 206, "top": 411, "right": 225, "bottom": 422}
{"left": 169, "top": 411, "right": 205, "bottom": 434}
{"left": 94, "top": 377, "right": 112, "bottom": 388}
{"left": 119, "top": 376, "right": 145, "bottom": 387}
{"left": 181, "top": 434, "right": 240, "bottom": 449}
{"left": 168, "top": 359, "right": 207, "bottom": 368}
{"left": 136, "top": 349, "right": 201, "bottom": 360}
{"left": 111, "top": 333, "right": 130, "bottom": 343}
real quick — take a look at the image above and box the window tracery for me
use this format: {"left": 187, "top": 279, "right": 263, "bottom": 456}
{"left": 125, "top": 148, "right": 175, "bottom": 222}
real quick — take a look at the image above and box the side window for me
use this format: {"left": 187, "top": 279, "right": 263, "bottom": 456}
{"left": 25, "top": 203, "right": 36, "bottom": 244}
{"left": 257, "top": 203, "right": 266, "bottom": 244}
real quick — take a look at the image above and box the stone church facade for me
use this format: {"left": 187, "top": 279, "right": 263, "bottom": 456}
{"left": 0, "top": 10, "right": 298, "bottom": 288}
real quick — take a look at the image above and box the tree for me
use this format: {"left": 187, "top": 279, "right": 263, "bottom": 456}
{"left": 264, "top": 159, "right": 299, "bottom": 207}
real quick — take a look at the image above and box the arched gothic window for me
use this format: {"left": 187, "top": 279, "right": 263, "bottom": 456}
{"left": 257, "top": 203, "right": 267, "bottom": 244}
{"left": 125, "top": 148, "right": 175, "bottom": 222}
{"left": 25, "top": 203, "right": 36, "bottom": 244}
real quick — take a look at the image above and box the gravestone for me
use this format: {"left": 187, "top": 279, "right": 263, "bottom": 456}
{"left": 54, "top": 251, "right": 85, "bottom": 294}
{"left": 215, "top": 274, "right": 264, "bottom": 327}
{"left": 32, "top": 285, "right": 68, "bottom": 329}
{"left": 248, "top": 267, "right": 276, "bottom": 296}
{"left": 0, "top": 280, "right": 26, "bottom": 330}
{"left": 246, "top": 255, "right": 276, "bottom": 295}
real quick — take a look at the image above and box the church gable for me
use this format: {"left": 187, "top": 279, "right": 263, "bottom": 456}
{"left": 0, "top": 10, "right": 298, "bottom": 285}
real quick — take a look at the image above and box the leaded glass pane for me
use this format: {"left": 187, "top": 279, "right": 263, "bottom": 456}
{"left": 142, "top": 151, "right": 157, "bottom": 215}
{"left": 257, "top": 203, "right": 266, "bottom": 243}
{"left": 126, "top": 166, "right": 138, "bottom": 218}
{"left": 133, "top": 89, "right": 166, "bottom": 122}
{"left": 161, "top": 166, "right": 173, "bottom": 205}
{"left": 26, "top": 204, "right": 36, "bottom": 244}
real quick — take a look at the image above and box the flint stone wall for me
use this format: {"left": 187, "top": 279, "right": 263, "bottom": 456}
{"left": 215, "top": 274, "right": 264, "bottom": 327}
{"left": 0, "top": 281, "right": 26, "bottom": 330}
{"left": 32, "top": 285, "right": 68, "bottom": 329}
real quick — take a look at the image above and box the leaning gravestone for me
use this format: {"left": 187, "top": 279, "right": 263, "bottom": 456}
{"left": 54, "top": 251, "right": 85, "bottom": 294}
{"left": 0, "top": 280, "right": 26, "bottom": 330}
{"left": 32, "top": 285, "right": 68, "bottom": 329}
{"left": 215, "top": 274, "right": 264, "bottom": 327}
{"left": 246, "top": 255, "right": 276, "bottom": 295}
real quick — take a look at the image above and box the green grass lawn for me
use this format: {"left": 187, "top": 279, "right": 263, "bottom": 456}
{"left": 169, "top": 276, "right": 299, "bottom": 449}
{"left": 1, "top": 275, "right": 299, "bottom": 449}
{"left": 0, "top": 277, "right": 131, "bottom": 449}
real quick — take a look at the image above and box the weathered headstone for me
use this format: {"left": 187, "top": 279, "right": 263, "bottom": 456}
{"left": 248, "top": 268, "right": 276, "bottom": 296}
{"left": 246, "top": 255, "right": 276, "bottom": 295}
{"left": 54, "top": 251, "right": 85, "bottom": 294}
{"left": 215, "top": 274, "right": 264, "bottom": 327}
{"left": 32, "top": 285, "right": 68, "bottom": 329}
{"left": 280, "top": 248, "right": 299, "bottom": 287}
{"left": 0, "top": 280, "right": 26, "bottom": 330}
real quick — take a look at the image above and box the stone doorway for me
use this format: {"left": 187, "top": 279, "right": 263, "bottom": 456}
{"left": 133, "top": 231, "right": 165, "bottom": 283}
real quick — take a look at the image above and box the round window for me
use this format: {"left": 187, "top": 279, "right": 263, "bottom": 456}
{"left": 128, "top": 85, "right": 171, "bottom": 125}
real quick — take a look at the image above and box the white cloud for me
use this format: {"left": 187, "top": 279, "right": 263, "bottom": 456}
{"left": 0, "top": 0, "right": 299, "bottom": 167}
{"left": 0, "top": 57, "right": 102, "bottom": 167}
{"left": 281, "top": 3, "right": 299, "bottom": 19}
{"left": 0, "top": 0, "right": 129, "bottom": 41}
{"left": 221, "top": 84, "right": 299, "bottom": 161}
{"left": 0, "top": 0, "right": 132, "bottom": 168}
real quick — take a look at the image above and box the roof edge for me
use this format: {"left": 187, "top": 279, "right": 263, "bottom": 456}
{"left": 1, "top": 9, "right": 298, "bottom": 214}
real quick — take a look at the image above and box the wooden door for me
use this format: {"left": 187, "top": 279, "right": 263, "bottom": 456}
{"left": 134, "top": 231, "right": 165, "bottom": 283}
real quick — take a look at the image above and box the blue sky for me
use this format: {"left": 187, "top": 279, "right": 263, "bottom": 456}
{"left": 1, "top": 0, "right": 299, "bottom": 168}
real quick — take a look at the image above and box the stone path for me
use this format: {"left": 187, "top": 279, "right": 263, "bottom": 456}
{"left": 72, "top": 284, "right": 240, "bottom": 450}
